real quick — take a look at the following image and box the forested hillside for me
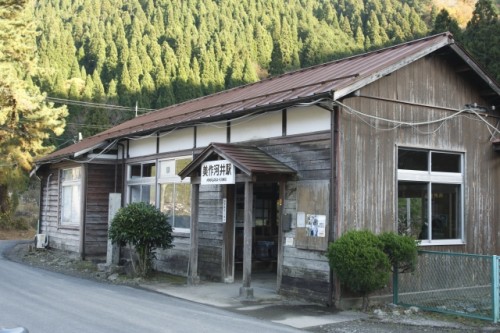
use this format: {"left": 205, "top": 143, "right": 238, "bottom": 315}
{"left": 32, "top": 0, "right": 499, "bottom": 145}
{"left": 34, "top": 0, "right": 433, "bottom": 142}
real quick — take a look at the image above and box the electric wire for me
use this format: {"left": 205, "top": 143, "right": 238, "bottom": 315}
{"left": 46, "top": 96, "right": 156, "bottom": 113}
{"left": 334, "top": 100, "right": 500, "bottom": 140}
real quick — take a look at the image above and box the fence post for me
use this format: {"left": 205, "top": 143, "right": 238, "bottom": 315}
{"left": 393, "top": 266, "right": 398, "bottom": 305}
{"left": 492, "top": 255, "right": 499, "bottom": 323}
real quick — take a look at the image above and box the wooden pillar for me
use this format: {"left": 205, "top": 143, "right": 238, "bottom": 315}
{"left": 240, "top": 180, "right": 254, "bottom": 298}
{"left": 277, "top": 179, "right": 286, "bottom": 291}
{"left": 188, "top": 183, "right": 200, "bottom": 285}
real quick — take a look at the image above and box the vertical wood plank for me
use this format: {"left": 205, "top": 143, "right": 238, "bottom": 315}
{"left": 188, "top": 183, "right": 200, "bottom": 284}
{"left": 240, "top": 181, "right": 254, "bottom": 298}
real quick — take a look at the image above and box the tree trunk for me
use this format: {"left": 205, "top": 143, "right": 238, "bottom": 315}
{"left": 0, "top": 183, "right": 10, "bottom": 214}
{"left": 362, "top": 295, "right": 370, "bottom": 312}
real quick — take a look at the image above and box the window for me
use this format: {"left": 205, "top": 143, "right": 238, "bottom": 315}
{"left": 158, "top": 157, "right": 192, "bottom": 231}
{"left": 397, "top": 148, "right": 464, "bottom": 245}
{"left": 127, "top": 162, "right": 156, "bottom": 205}
{"left": 60, "top": 167, "right": 82, "bottom": 226}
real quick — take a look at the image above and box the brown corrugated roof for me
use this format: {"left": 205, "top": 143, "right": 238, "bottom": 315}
{"left": 38, "top": 32, "right": 497, "bottom": 164}
{"left": 179, "top": 143, "right": 296, "bottom": 178}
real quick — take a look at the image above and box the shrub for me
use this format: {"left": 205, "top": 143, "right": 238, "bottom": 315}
{"left": 109, "top": 202, "right": 173, "bottom": 277}
{"left": 379, "top": 232, "right": 418, "bottom": 273}
{"left": 326, "top": 230, "right": 391, "bottom": 310}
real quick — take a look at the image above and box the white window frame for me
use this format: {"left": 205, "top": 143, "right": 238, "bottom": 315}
{"left": 157, "top": 156, "right": 192, "bottom": 233}
{"left": 397, "top": 147, "right": 465, "bottom": 246}
{"left": 60, "top": 167, "right": 82, "bottom": 227}
{"left": 127, "top": 161, "right": 156, "bottom": 205}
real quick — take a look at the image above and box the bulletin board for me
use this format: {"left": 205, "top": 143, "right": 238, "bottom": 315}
{"left": 295, "top": 180, "right": 330, "bottom": 251}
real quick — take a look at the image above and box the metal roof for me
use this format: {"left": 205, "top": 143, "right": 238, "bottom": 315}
{"left": 37, "top": 32, "right": 499, "bottom": 164}
{"left": 179, "top": 143, "right": 296, "bottom": 179}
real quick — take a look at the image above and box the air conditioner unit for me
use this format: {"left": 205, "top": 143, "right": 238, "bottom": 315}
{"left": 36, "top": 234, "right": 49, "bottom": 249}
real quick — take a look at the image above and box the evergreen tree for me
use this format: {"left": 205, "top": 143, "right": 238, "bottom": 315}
{"left": 432, "top": 9, "right": 462, "bottom": 37}
{"left": 463, "top": 0, "right": 500, "bottom": 81}
{"left": 0, "top": 0, "right": 67, "bottom": 216}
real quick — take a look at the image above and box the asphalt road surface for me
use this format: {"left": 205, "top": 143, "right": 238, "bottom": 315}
{"left": 0, "top": 240, "right": 301, "bottom": 333}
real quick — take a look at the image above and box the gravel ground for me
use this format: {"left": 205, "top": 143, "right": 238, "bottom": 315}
{"left": 5, "top": 241, "right": 500, "bottom": 333}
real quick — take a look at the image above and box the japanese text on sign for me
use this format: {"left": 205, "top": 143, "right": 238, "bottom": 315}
{"left": 201, "top": 160, "right": 235, "bottom": 185}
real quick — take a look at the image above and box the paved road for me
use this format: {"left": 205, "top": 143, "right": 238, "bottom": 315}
{"left": 0, "top": 240, "right": 301, "bottom": 333}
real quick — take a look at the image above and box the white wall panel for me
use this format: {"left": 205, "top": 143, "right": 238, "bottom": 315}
{"left": 287, "top": 105, "right": 331, "bottom": 135}
{"left": 196, "top": 124, "right": 227, "bottom": 147}
{"left": 230, "top": 112, "right": 282, "bottom": 143}
{"left": 159, "top": 127, "right": 194, "bottom": 153}
{"left": 128, "top": 136, "right": 157, "bottom": 157}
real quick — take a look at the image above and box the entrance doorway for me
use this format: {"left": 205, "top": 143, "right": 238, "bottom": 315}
{"left": 234, "top": 182, "right": 279, "bottom": 281}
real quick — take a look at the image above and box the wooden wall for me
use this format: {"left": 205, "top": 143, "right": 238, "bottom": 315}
{"left": 39, "top": 163, "right": 80, "bottom": 252}
{"left": 261, "top": 133, "right": 332, "bottom": 303}
{"left": 338, "top": 54, "right": 500, "bottom": 255}
{"left": 84, "top": 163, "right": 119, "bottom": 258}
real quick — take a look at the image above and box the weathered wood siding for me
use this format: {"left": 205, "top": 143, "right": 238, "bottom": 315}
{"left": 261, "top": 133, "right": 332, "bottom": 302}
{"left": 39, "top": 163, "right": 80, "bottom": 252}
{"left": 84, "top": 163, "right": 119, "bottom": 258}
{"left": 154, "top": 184, "right": 226, "bottom": 280}
{"left": 338, "top": 54, "right": 500, "bottom": 254}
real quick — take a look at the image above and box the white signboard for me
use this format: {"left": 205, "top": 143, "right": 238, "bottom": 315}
{"left": 201, "top": 160, "right": 235, "bottom": 185}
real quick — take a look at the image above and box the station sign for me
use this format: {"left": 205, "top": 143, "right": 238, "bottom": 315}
{"left": 201, "top": 160, "right": 235, "bottom": 185}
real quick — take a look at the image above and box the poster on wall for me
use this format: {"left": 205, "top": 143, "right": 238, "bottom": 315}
{"left": 306, "top": 214, "right": 326, "bottom": 237}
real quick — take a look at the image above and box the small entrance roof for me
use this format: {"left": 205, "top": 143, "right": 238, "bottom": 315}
{"left": 179, "top": 143, "right": 296, "bottom": 179}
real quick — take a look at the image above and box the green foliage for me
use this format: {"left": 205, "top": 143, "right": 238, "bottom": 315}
{"left": 378, "top": 232, "right": 419, "bottom": 273}
{"left": 432, "top": 9, "right": 462, "bottom": 37}
{"left": 28, "top": 0, "right": 499, "bottom": 148}
{"left": 327, "top": 230, "right": 391, "bottom": 310}
{"left": 327, "top": 230, "right": 419, "bottom": 310}
{"left": 0, "top": 0, "right": 67, "bottom": 215}
{"left": 109, "top": 202, "right": 173, "bottom": 277}
{"left": 462, "top": 0, "right": 500, "bottom": 82}
{"left": 31, "top": 0, "right": 435, "bottom": 146}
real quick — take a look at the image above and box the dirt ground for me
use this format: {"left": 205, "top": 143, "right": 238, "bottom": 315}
{"left": 0, "top": 228, "right": 36, "bottom": 241}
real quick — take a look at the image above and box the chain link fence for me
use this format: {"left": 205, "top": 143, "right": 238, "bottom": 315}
{"left": 394, "top": 250, "right": 499, "bottom": 322}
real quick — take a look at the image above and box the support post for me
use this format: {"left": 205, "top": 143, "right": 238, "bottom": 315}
{"left": 106, "top": 193, "right": 121, "bottom": 265}
{"left": 492, "top": 255, "right": 499, "bottom": 323}
{"left": 188, "top": 184, "right": 200, "bottom": 285}
{"left": 240, "top": 181, "right": 254, "bottom": 298}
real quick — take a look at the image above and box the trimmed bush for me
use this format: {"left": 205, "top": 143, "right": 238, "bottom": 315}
{"left": 379, "top": 231, "right": 418, "bottom": 273}
{"left": 109, "top": 202, "right": 173, "bottom": 277}
{"left": 327, "top": 230, "right": 419, "bottom": 310}
{"left": 326, "top": 230, "right": 390, "bottom": 310}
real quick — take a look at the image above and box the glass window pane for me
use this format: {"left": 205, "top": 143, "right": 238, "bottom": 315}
{"left": 160, "top": 160, "right": 176, "bottom": 178}
{"left": 398, "top": 181, "right": 428, "bottom": 239}
{"left": 432, "top": 152, "right": 461, "bottom": 172}
{"left": 143, "top": 163, "right": 156, "bottom": 177}
{"left": 176, "top": 158, "right": 192, "bottom": 174}
{"left": 174, "top": 183, "right": 191, "bottom": 228}
{"left": 130, "top": 185, "right": 141, "bottom": 203}
{"left": 62, "top": 186, "right": 73, "bottom": 224}
{"left": 160, "top": 183, "right": 174, "bottom": 218}
{"left": 62, "top": 184, "right": 80, "bottom": 225}
{"left": 62, "top": 168, "right": 80, "bottom": 181}
{"left": 431, "top": 184, "right": 460, "bottom": 240}
{"left": 141, "top": 185, "right": 155, "bottom": 205}
{"left": 130, "top": 165, "right": 141, "bottom": 178}
{"left": 398, "top": 149, "right": 428, "bottom": 171}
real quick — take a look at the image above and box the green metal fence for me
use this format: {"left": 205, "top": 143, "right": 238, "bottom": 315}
{"left": 394, "top": 250, "right": 499, "bottom": 322}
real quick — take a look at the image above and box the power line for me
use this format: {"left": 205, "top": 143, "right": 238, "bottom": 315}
{"left": 46, "top": 97, "right": 156, "bottom": 113}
